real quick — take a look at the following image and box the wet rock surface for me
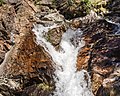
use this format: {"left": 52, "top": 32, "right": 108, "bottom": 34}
{"left": 0, "top": 0, "right": 120, "bottom": 96}
{"left": 77, "top": 19, "right": 120, "bottom": 95}
{"left": 106, "top": 0, "right": 120, "bottom": 23}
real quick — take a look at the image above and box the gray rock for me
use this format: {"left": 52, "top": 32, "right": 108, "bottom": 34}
{"left": 6, "top": 0, "right": 20, "bottom": 4}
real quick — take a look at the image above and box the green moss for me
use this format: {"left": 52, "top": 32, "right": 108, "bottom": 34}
{"left": 44, "top": 33, "right": 52, "bottom": 43}
{"left": 82, "top": 0, "right": 92, "bottom": 13}
{"left": 37, "top": 83, "right": 53, "bottom": 91}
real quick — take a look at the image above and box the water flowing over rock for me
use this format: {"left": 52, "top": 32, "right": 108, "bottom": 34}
{"left": 0, "top": 0, "right": 120, "bottom": 96}
{"left": 33, "top": 23, "right": 94, "bottom": 96}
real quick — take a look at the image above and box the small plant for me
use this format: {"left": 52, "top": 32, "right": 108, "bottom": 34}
{"left": 91, "top": 0, "right": 108, "bottom": 15}
{"left": 0, "top": 0, "right": 4, "bottom": 6}
{"left": 81, "top": 0, "right": 92, "bottom": 13}
{"left": 37, "top": 83, "right": 53, "bottom": 91}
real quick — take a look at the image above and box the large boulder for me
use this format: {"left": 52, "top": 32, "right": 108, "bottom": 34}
{"left": 0, "top": 0, "right": 56, "bottom": 95}
{"left": 1, "top": 30, "right": 55, "bottom": 95}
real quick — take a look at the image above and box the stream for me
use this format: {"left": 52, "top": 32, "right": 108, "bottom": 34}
{"left": 33, "top": 24, "right": 94, "bottom": 96}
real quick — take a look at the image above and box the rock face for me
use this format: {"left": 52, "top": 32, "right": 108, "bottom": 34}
{"left": 2, "top": 30, "right": 55, "bottom": 95}
{"left": 0, "top": 0, "right": 56, "bottom": 95}
{"left": 0, "top": 4, "right": 15, "bottom": 65}
{"left": 106, "top": 0, "right": 120, "bottom": 23}
{"left": 45, "top": 24, "right": 67, "bottom": 48}
{"left": 0, "top": 0, "right": 120, "bottom": 96}
{"left": 77, "top": 19, "right": 120, "bottom": 96}
{"left": 3, "top": 31, "right": 54, "bottom": 80}
{"left": 53, "top": 0, "right": 91, "bottom": 19}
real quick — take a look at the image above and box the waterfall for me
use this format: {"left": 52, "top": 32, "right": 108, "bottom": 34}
{"left": 33, "top": 24, "right": 94, "bottom": 96}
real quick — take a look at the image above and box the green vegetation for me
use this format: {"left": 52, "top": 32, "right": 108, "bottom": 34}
{"left": 37, "top": 83, "right": 53, "bottom": 91}
{"left": 90, "top": 0, "right": 108, "bottom": 15}
{"left": 81, "top": 0, "right": 91, "bottom": 7}
{"left": 81, "top": 0, "right": 108, "bottom": 15}
{"left": 44, "top": 31, "right": 51, "bottom": 43}
{"left": 0, "top": 0, "right": 4, "bottom": 6}
{"left": 34, "top": 0, "right": 108, "bottom": 19}
{"left": 52, "top": 0, "right": 107, "bottom": 19}
{"left": 81, "top": 0, "right": 92, "bottom": 13}
{"left": 52, "top": 0, "right": 92, "bottom": 19}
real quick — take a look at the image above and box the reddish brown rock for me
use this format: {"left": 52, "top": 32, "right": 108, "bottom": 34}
{"left": 0, "top": 0, "right": 120, "bottom": 96}
{"left": 77, "top": 19, "right": 120, "bottom": 96}
{"left": 0, "top": 0, "right": 55, "bottom": 95}
{"left": 3, "top": 30, "right": 54, "bottom": 88}
{"left": 0, "top": 4, "right": 15, "bottom": 65}
{"left": 77, "top": 47, "right": 90, "bottom": 70}
{"left": 92, "top": 73, "right": 103, "bottom": 95}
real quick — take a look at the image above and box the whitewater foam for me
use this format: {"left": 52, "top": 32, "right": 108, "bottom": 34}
{"left": 33, "top": 24, "right": 94, "bottom": 96}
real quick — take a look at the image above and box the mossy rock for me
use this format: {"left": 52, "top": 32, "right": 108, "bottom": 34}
{"left": 19, "top": 83, "right": 54, "bottom": 96}
{"left": 44, "top": 24, "right": 67, "bottom": 47}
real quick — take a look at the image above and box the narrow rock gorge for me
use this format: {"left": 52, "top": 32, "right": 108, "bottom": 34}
{"left": 0, "top": 0, "right": 120, "bottom": 96}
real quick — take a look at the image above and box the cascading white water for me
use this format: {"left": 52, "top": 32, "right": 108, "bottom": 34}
{"left": 32, "top": 24, "right": 94, "bottom": 96}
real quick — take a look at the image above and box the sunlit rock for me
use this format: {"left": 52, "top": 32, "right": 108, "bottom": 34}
{"left": 0, "top": 0, "right": 55, "bottom": 95}
{"left": 80, "top": 19, "right": 120, "bottom": 95}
